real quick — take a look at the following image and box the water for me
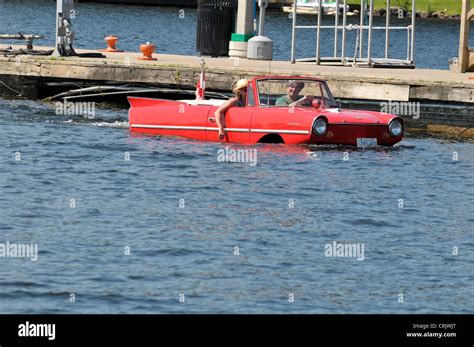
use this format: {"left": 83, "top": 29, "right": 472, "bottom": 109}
{"left": 0, "top": 0, "right": 473, "bottom": 314}
{"left": 0, "top": 0, "right": 465, "bottom": 69}
{"left": 0, "top": 97, "right": 473, "bottom": 313}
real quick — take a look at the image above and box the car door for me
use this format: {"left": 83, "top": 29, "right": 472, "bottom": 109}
{"left": 206, "top": 84, "right": 256, "bottom": 143}
{"left": 249, "top": 107, "right": 313, "bottom": 144}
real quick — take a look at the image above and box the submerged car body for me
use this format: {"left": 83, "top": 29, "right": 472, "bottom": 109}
{"left": 128, "top": 76, "right": 404, "bottom": 147}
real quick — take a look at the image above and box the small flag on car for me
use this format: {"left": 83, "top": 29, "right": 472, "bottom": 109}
{"left": 196, "top": 59, "right": 206, "bottom": 100}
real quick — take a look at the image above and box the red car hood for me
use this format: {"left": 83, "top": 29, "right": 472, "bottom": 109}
{"left": 298, "top": 107, "right": 397, "bottom": 125}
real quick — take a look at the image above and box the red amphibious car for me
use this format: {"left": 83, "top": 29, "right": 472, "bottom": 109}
{"left": 128, "top": 76, "right": 404, "bottom": 147}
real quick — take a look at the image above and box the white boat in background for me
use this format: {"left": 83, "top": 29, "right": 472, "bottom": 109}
{"left": 283, "top": 0, "right": 350, "bottom": 15}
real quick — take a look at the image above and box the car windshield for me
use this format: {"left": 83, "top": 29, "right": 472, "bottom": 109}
{"left": 256, "top": 79, "right": 338, "bottom": 108}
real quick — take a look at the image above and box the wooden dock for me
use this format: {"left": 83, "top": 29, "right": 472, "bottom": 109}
{"left": 1, "top": 44, "right": 473, "bottom": 136}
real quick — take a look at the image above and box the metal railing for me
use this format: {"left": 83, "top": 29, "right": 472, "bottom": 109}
{"left": 290, "top": 0, "right": 416, "bottom": 67}
{"left": 0, "top": 34, "right": 44, "bottom": 50}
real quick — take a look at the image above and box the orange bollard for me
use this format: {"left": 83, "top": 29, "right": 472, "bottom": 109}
{"left": 99, "top": 35, "right": 123, "bottom": 52}
{"left": 138, "top": 42, "right": 157, "bottom": 61}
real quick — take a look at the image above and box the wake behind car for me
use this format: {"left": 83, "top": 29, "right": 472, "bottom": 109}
{"left": 128, "top": 76, "right": 404, "bottom": 147}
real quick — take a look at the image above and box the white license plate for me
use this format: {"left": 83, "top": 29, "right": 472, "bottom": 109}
{"left": 357, "top": 138, "right": 378, "bottom": 148}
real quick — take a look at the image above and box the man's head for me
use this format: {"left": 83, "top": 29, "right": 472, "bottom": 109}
{"left": 287, "top": 81, "right": 305, "bottom": 99}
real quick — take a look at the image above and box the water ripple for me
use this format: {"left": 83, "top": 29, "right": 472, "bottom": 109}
{"left": 0, "top": 95, "right": 473, "bottom": 314}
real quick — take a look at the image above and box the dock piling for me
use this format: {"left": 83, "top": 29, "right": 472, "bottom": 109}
{"left": 457, "top": 0, "right": 473, "bottom": 73}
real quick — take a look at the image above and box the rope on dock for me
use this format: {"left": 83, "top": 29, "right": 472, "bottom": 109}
{"left": 0, "top": 80, "right": 37, "bottom": 98}
{"left": 1, "top": 48, "right": 53, "bottom": 57}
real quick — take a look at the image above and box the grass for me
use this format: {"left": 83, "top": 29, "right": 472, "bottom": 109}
{"left": 347, "top": 0, "right": 462, "bottom": 16}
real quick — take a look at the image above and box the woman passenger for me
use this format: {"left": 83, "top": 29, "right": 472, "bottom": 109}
{"left": 214, "top": 79, "right": 248, "bottom": 140}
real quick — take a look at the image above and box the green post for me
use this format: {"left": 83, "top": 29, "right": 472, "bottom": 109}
{"left": 229, "top": 0, "right": 255, "bottom": 58}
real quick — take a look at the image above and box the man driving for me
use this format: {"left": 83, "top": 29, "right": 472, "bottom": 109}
{"left": 275, "top": 81, "right": 314, "bottom": 107}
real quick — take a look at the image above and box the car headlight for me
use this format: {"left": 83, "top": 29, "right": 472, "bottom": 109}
{"left": 312, "top": 118, "right": 327, "bottom": 136}
{"left": 389, "top": 119, "right": 403, "bottom": 137}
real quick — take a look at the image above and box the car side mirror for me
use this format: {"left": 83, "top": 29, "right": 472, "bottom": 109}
{"left": 336, "top": 100, "right": 342, "bottom": 109}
